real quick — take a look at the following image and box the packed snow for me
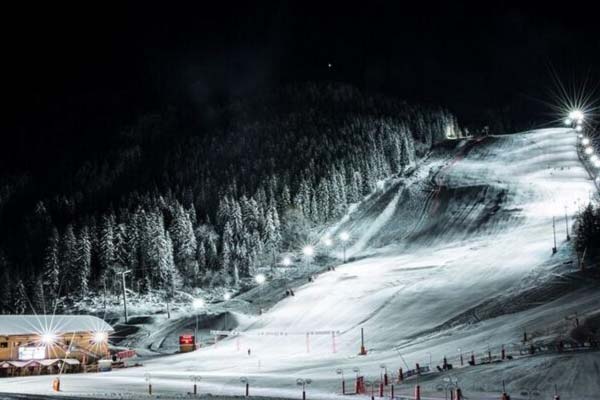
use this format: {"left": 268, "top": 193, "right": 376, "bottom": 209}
{"left": 1, "top": 128, "right": 599, "bottom": 400}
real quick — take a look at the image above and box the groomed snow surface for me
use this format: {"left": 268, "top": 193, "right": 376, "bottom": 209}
{"left": 1, "top": 128, "right": 599, "bottom": 399}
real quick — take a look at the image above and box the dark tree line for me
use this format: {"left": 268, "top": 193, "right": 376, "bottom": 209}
{"left": 576, "top": 203, "right": 600, "bottom": 259}
{"left": 0, "top": 83, "right": 460, "bottom": 313}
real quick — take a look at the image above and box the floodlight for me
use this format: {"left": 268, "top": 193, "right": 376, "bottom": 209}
{"left": 93, "top": 331, "right": 108, "bottom": 344}
{"left": 41, "top": 333, "right": 57, "bottom": 345}
{"left": 569, "top": 110, "right": 584, "bottom": 122}
{"left": 302, "top": 245, "right": 314, "bottom": 256}
{"left": 255, "top": 274, "right": 266, "bottom": 284}
{"left": 192, "top": 298, "right": 205, "bottom": 309}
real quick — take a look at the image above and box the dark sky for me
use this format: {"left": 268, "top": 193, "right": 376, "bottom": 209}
{"left": 3, "top": 1, "right": 600, "bottom": 173}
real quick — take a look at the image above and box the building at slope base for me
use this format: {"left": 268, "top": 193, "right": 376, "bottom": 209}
{"left": 0, "top": 315, "right": 113, "bottom": 377}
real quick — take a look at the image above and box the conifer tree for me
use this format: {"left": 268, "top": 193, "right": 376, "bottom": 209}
{"left": 43, "top": 227, "right": 61, "bottom": 300}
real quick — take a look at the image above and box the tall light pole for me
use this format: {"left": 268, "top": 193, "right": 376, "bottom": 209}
{"left": 119, "top": 270, "right": 132, "bottom": 323}
{"left": 323, "top": 236, "right": 333, "bottom": 257}
{"left": 564, "top": 206, "right": 570, "bottom": 241}
{"left": 339, "top": 231, "right": 350, "bottom": 263}
{"left": 303, "top": 245, "right": 314, "bottom": 269}
{"left": 552, "top": 216, "right": 558, "bottom": 254}
{"left": 192, "top": 298, "right": 204, "bottom": 349}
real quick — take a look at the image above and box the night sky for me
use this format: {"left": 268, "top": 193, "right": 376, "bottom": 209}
{"left": 3, "top": 2, "right": 600, "bottom": 173}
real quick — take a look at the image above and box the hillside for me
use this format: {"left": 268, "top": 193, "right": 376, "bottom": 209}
{"left": 0, "top": 84, "right": 459, "bottom": 314}
{"left": 1, "top": 128, "right": 598, "bottom": 400}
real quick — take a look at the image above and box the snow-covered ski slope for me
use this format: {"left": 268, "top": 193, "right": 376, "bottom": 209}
{"left": 2, "top": 128, "right": 599, "bottom": 399}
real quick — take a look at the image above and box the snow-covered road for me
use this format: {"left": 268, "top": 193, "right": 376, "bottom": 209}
{"left": 1, "top": 128, "right": 599, "bottom": 399}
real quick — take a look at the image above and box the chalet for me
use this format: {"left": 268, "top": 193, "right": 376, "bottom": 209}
{"left": 0, "top": 315, "right": 113, "bottom": 377}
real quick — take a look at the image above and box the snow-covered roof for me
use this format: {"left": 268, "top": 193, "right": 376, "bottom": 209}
{"left": 0, "top": 315, "right": 113, "bottom": 336}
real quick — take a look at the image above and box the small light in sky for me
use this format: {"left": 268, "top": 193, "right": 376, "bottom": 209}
{"left": 582, "top": 137, "right": 590, "bottom": 145}
{"left": 328, "top": 63, "right": 332, "bottom": 68}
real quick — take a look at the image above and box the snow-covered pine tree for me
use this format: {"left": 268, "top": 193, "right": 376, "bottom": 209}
{"left": 280, "top": 184, "right": 292, "bottom": 212}
{"left": 169, "top": 202, "right": 198, "bottom": 282}
{"left": 73, "top": 226, "right": 92, "bottom": 298}
{"left": 98, "top": 214, "right": 116, "bottom": 289}
{"left": 30, "top": 277, "right": 46, "bottom": 313}
{"left": 42, "top": 227, "right": 61, "bottom": 300}
{"left": 60, "top": 224, "right": 78, "bottom": 299}
{"left": 264, "top": 205, "right": 282, "bottom": 264}
{"left": 0, "top": 252, "right": 13, "bottom": 313}
{"left": 221, "top": 221, "right": 234, "bottom": 282}
{"left": 13, "top": 279, "right": 27, "bottom": 314}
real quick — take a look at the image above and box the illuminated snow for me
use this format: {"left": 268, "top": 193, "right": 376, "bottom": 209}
{"left": 0, "top": 128, "right": 598, "bottom": 399}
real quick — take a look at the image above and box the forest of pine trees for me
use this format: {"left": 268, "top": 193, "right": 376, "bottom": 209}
{"left": 0, "top": 83, "right": 460, "bottom": 313}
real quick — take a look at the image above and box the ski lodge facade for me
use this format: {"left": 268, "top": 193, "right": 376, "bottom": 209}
{"left": 0, "top": 315, "right": 113, "bottom": 377}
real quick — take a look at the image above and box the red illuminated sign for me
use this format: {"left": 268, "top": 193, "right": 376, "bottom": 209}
{"left": 179, "top": 335, "right": 195, "bottom": 345}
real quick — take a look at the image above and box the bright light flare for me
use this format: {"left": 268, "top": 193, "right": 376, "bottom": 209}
{"left": 564, "top": 118, "right": 572, "bottom": 126}
{"left": 255, "top": 274, "right": 266, "bottom": 284}
{"left": 192, "top": 298, "right": 205, "bottom": 309}
{"left": 575, "top": 125, "right": 583, "bottom": 132}
{"left": 282, "top": 256, "right": 292, "bottom": 266}
{"left": 223, "top": 292, "right": 231, "bottom": 301}
{"left": 582, "top": 137, "right": 590, "bottom": 145}
{"left": 594, "top": 159, "right": 600, "bottom": 168}
{"left": 92, "top": 331, "right": 108, "bottom": 344}
{"left": 585, "top": 146, "right": 594, "bottom": 155}
{"left": 569, "top": 110, "right": 584, "bottom": 122}
{"left": 323, "top": 237, "right": 333, "bottom": 247}
{"left": 40, "top": 333, "right": 58, "bottom": 345}
{"left": 590, "top": 155, "right": 598, "bottom": 162}
{"left": 339, "top": 231, "right": 350, "bottom": 242}
{"left": 302, "top": 245, "right": 314, "bottom": 256}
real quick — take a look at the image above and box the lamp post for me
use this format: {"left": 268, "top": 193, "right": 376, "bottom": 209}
{"left": 339, "top": 231, "right": 350, "bottom": 263}
{"left": 303, "top": 245, "right": 314, "bottom": 269}
{"left": 192, "top": 298, "right": 204, "bottom": 349}
{"left": 240, "top": 377, "right": 249, "bottom": 397}
{"left": 118, "top": 270, "right": 132, "bottom": 323}
{"left": 336, "top": 368, "right": 345, "bottom": 394}
{"left": 297, "top": 378, "right": 312, "bottom": 400}
{"left": 564, "top": 206, "right": 570, "bottom": 241}
{"left": 552, "top": 216, "right": 557, "bottom": 254}
{"left": 190, "top": 375, "right": 201, "bottom": 396}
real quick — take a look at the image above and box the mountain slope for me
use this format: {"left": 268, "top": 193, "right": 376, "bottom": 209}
{"left": 1, "top": 128, "right": 599, "bottom": 400}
